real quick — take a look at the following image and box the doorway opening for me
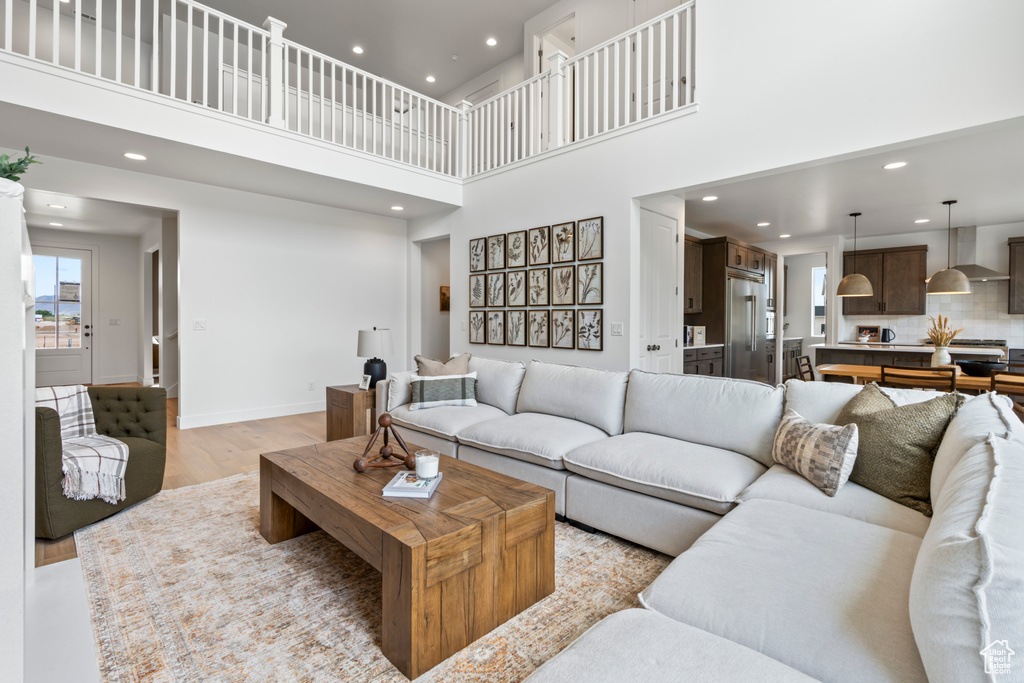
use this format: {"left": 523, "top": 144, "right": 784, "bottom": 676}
{"left": 418, "top": 237, "right": 451, "bottom": 360}
{"left": 33, "top": 246, "right": 93, "bottom": 386}
{"left": 534, "top": 14, "right": 576, "bottom": 75}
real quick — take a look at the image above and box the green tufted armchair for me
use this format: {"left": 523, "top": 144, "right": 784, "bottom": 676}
{"left": 36, "top": 386, "right": 167, "bottom": 539}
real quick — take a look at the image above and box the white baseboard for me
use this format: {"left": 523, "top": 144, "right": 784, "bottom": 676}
{"left": 94, "top": 375, "right": 139, "bottom": 385}
{"left": 177, "top": 399, "right": 326, "bottom": 430}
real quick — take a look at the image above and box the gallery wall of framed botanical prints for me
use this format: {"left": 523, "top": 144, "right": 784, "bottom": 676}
{"left": 469, "top": 216, "right": 604, "bottom": 351}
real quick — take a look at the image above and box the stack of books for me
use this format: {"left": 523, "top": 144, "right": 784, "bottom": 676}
{"left": 382, "top": 471, "right": 443, "bottom": 499}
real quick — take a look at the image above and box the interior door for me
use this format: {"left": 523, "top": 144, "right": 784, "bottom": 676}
{"left": 34, "top": 247, "right": 92, "bottom": 386}
{"left": 638, "top": 210, "right": 679, "bottom": 372}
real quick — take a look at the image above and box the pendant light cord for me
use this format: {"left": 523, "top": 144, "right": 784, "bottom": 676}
{"left": 947, "top": 202, "right": 952, "bottom": 269}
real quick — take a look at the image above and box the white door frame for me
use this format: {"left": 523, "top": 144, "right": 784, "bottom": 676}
{"left": 32, "top": 241, "right": 98, "bottom": 386}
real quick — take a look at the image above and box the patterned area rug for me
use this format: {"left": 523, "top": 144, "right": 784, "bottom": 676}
{"left": 76, "top": 472, "right": 671, "bottom": 681}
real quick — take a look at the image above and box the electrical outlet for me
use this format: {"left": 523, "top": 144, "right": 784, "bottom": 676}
{"left": 193, "top": 319, "right": 207, "bottom": 331}
{"left": 611, "top": 322, "right": 624, "bottom": 336}
{"left": 307, "top": 381, "right": 314, "bottom": 391}
{"left": 109, "top": 318, "right": 121, "bottom": 326}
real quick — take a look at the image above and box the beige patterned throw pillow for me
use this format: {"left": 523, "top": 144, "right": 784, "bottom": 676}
{"left": 414, "top": 353, "right": 471, "bottom": 377}
{"left": 771, "top": 409, "right": 859, "bottom": 497}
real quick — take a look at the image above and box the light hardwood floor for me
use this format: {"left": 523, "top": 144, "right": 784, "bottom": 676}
{"left": 35, "top": 398, "right": 327, "bottom": 567}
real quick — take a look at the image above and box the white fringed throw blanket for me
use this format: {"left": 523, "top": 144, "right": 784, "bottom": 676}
{"left": 35, "top": 385, "right": 129, "bottom": 505}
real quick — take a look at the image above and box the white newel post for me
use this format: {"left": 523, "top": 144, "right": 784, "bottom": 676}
{"left": 546, "top": 51, "right": 568, "bottom": 151}
{"left": 457, "top": 100, "right": 472, "bottom": 179}
{"left": 263, "top": 16, "right": 287, "bottom": 129}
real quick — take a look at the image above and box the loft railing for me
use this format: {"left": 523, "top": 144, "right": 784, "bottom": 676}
{"left": 0, "top": 0, "right": 696, "bottom": 180}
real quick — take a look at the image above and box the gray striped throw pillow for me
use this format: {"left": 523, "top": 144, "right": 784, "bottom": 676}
{"left": 772, "top": 408, "right": 859, "bottom": 497}
{"left": 408, "top": 372, "right": 478, "bottom": 411}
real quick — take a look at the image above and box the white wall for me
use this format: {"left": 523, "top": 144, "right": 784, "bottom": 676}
{"left": 419, "top": 238, "right": 451, "bottom": 360}
{"left": 160, "top": 216, "right": 179, "bottom": 399}
{"left": 782, "top": 252, "right": 826, "bottom": 341}
{"left": 12, "top": 152, "right": 410, "bottom": 429}
{"left": 28, "top": 226, "right": 145, "bottom": 384}
{"left": 442, "top": 54, "right": 526, "bottom": 106}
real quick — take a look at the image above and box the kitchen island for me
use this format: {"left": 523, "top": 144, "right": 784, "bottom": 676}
{"left": 810, "top": 342, "right": 1004, "bottom": 369}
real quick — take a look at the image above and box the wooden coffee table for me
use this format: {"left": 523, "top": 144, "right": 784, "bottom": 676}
{"left": 259, "top": 437, "right": 555, "bottom": 678}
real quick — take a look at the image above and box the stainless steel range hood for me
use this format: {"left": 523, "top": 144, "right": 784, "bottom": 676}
{"left": 949, "top": 226, "right": 1009, "bottom": 281}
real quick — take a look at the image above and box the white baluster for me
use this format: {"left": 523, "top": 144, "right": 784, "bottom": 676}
{"left": 134, "top": 0, "right": 140, "bottom": 86}
{"left": 262, "top": 16, "right": 286, "bottom": 127}
{"left": 168, "top": 0, "right": 174, "bottom": 96}
{"left": 147, "top": 0, "right": 154, "bottom": 91}
{"left": 4, "top": 0, "right": 12, "bottom": 52}
{"left": 672, "top": 11, "right": 680, "bottom": 110}
{"left": 247, "top": 29, "right": 253, "bottom": 119}
{"left": 686, "top": 6, "right": 693, "bottom": 105}
{"left": 201, "top": 12, "right": 209, "bottom": 105}
{"left": 659, "top": 19, "right": 666, "bottom": 115}
{"left": 52, "top": 0, "right": 59, "bottom": 65}
{"left": 185, "top": 4, "right": 192, "bottom": 103}
{"left": 115, "top": 0, "right": 122, "bottom": 82}
{"left": 646, "top": 25, "right": 654, "bottom": 119}
{"left": 28, "top": 0, "right": 36, "bottom": 59}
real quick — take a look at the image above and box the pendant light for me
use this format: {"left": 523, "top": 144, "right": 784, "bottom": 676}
{"left": 927, "top": 200, "right": 971, "bottom": 295}
{"left": 837, "top": 212, "right": 874, "bottom": 297}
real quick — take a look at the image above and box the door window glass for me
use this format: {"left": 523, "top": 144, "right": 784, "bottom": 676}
{"left": 34, "top": 254, "right": 83, "bottom": 349}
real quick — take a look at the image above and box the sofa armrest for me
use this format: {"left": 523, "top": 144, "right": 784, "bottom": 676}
{"left": 88, "top": 386, "right": 167, "bottom": 446}
{"left": 376, "top": 379, "right": 390, "bottom": 417}
{"left": 35, "top": 406, "right": 65, "bottom": 491}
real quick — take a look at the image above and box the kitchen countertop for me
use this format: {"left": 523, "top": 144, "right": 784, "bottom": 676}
{"left": 810, "top": 343, "right": 1005, "bottom": 358}
{"left": 684, "top": 343, "right": 724, "bottom": 349}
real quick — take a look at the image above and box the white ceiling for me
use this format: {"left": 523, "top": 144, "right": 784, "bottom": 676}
{"left": 678, "top": 119, "right": 1024, "bottom": 244}
{"left": 24, "top": 190, "right": 169, "bottom": 236}
{"left": 199, "top": 0, "right": 560, "bottom": 96}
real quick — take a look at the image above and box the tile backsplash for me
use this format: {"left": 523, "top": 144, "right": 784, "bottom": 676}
{"left": 843, "top": 281, "right": 1024, "bottom": 348}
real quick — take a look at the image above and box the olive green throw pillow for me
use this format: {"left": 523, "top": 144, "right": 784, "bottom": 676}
{"left": 835, "top": 383, "right": 964, "bottom": 516}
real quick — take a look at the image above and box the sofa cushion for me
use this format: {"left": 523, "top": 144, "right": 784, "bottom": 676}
{"left": 783, "top": 379, "right": 948, "bottom": 425}
{"left": 641, "top": 499, "right": 927, "bottom": 683}
{"left": 625, "top": 370, "right": 783, "bottom": 467}
{"left": 772, "top": 409, "right": 859, "bottom": 496}
{"left": 930, "top": 392, "right": 1017, "bottom": 503}
{"left": 390, "top": 402, "right": 507, "bottom": 441}
{"left": 468, "top": 356, "right": 527, "bottom": 415}
{"left": 414, "top": 353, "right": 470, "bottom": 376}
{"left": 837, "top": 383, "right": 964, "bottom": 516}
{"left": 739, "top": 464, "right": 930, "bottom": 537}
{"left": 564, "top": 433, "right": 765, "bottom": 515}
{"left": 524, "top": 609, "right": 816, "bottom": 683}
{"left": 515, "top": 361, "right": 628, "bottom": 435}
{"left": 457, "top": 413, "right": 610, "bottom": 469}
{"left": 387, "top": 370, "right": 416, "bottom": 411}
{"left": 909, "top": 395, "right": 1024, "bottom": 683}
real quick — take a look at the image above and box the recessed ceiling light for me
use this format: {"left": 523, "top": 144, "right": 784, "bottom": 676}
{"left": 352, "top": 46, "right": 364, "bottom": 55}
{"left": 426, "top": 75, "right": 436, "bottom": 83}
{"left": 914, "top": 218, "right": 930, "bottom": 224}
{"left": 49, "top": 222, "right": 63, "bottom": 226}
{"left": 883, "top": 161, "right": 908, "bottom": 170}
{"left": 702, "top": 196, "right": 718, "bottom": 202}
{"left": 123, "top": 152, "right": 146, "bottom": 161}
{"left": 757, "top": 222, "right": 770, "bottom": 227}
{"left": 486, "top": 37, "right": 497, "bottom": 47}
{"left": 391, "top": 205, "right": 404, "bottom": 211}
{"left": 779, "top": 234, "right": 791, "bottom": 239}
{"left": 48, "top": 203, "right": 66, "bottom": 209}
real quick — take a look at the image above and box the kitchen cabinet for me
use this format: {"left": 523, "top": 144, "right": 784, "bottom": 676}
{"left": 782, "top": 339, "right": 803, "bottom": 381}
{"left": 683, "top": 346, "right": 723, "bottom": 377}
{"left": 684, "top": 236, "right": 703, "bottom": 314}
{"left": 726, "top": 243, "right": 766, "bottom": 275}
{"left": 765, "top": 254, "right": 778, "bottom": 311}
{"left": 842, "top": 245, "right": 927, "bottom": 316}
{"left": 815, "top": 347, "right": 1001, "bottom": 370}
{"left": 1009, "top": 237, "right": 1024, "bottom": 314}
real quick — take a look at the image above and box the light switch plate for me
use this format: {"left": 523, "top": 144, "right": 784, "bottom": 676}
{"left": 109, "top": 318, "right": 121, "bottom": 326}
{"left": 611, "top": 322, "right": 624, "bottom": 336}
{"left": 460, "top": 319, "right": 467, "bottom": 331}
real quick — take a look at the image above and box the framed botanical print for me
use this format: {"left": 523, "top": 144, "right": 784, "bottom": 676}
{"left": 551, "top": 265, "right": 575, "bottom": 305}
{"left": 528, "top": 310, "right": 550, "bottom": 348}
{"left": 577, "top": 216, "right": 603, "bottom": 261}
{"left": 577, "top": 309, "right": 603, "bottom": 351}
{"left": 469, "top": 310, "right": 486, "bottom": 344}
{"left": 528, "top": 226, "right": 550, "bottom": 266}
{"left": 551, "top": 309, "right": 575, "bottom": 349}
{"left": 487, "top": 310, "right": 506, "bottom": 345}
{"left": 469, "top": 274, "right": 486, "bottom": 308}
{"left": 577, "top": 262, "right": 603, "bottom": 304}
{"left": 552, "top": 221, "right": 575, "bottom": 263}
{"left": 487, "top": 234, "right": 506, "bottom": 270}
{"left": 528, "top": 268, "right": 550, "bottom": 306}
{"left": 487, "top": 272, "right": 506, "bottom": 307}
{"left": 507, "top": 310, "right": 527, "bottom": 346}
{"left": 507, "top": 230, "right": 527, "bottom": 269}
{"left": 469, "top": 237, "right": 486, "bottom": 272}
{"left": 507, "top": 270, "right": 527, "bottom": 307}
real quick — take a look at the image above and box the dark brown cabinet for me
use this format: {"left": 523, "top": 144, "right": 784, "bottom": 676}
{"left": 1009, "top": 237, "right": 1024, "bottom": 314}
{"left": 684, "top": 236, "right": 703, "bottom": 314}
{"left": 727, "top": 243, "right": 749, "bottom": 270}
{"left": 842, "top": 245, "right": 927, "bottom": 316}
{"left": 783, "top": 339, "right": 803, "bottom": 380}
{"left": 684, "top": 346, "right": 723, "bottom": 377}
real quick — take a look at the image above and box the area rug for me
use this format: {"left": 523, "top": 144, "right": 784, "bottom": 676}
{"left": 76, "top": 472, "right": 671, "bottom": 681}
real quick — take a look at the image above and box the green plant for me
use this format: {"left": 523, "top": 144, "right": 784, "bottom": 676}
{"left": 0, "top": 147, "right": 42, "bottom": 182}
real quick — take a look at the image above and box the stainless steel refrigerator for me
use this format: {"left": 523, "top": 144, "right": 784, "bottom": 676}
{"left": 725, "top": 273, "right": 770, "bottom": 383}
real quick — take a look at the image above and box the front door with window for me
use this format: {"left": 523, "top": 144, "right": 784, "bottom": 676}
{"left": 34, "top": 247, "right": 92, "bottom": 386}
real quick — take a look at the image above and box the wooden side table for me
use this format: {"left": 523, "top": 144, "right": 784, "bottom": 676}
{"left": 326, "top": 384, "right": 377, "bottom": 441}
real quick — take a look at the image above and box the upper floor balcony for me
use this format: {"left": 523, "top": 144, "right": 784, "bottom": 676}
{"left": 0, "top": 0, "right": 697, "bottom": 194}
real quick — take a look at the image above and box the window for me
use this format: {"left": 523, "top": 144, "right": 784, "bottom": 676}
{"left": 33, "top": 254, "right": 83, "bottom": 349}
{"left": 811, "top": 266, "right": 827, "bottom": 337}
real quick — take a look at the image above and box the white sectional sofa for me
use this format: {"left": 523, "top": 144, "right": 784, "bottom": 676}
{"left": 378, "top": 357, "right": 1024, "bottom": 681}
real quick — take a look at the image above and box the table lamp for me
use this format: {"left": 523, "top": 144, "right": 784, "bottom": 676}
{"left": 357, "top": 327, "right": 394, "bottom": 388}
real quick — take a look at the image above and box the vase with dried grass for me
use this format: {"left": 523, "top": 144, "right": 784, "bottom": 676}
{"left": 927, "top": 315, "right": 963, "bottom": 367}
